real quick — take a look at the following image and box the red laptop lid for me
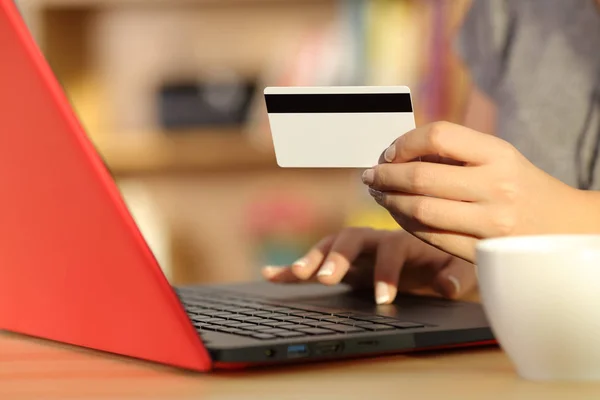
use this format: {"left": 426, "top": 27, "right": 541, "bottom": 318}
{"left": 0, "top": 1, "right": 211, "bottom": 371}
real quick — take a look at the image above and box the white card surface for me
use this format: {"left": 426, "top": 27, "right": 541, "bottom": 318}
{"left": 264, "top": 86, "right": 415, "bottom": 168}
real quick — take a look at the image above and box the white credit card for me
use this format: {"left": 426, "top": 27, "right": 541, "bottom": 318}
{"left": 264, "top": 86, "right": 415, "bottom": 168}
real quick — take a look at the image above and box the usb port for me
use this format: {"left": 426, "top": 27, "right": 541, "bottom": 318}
{"left": 287, "top": 344, "right": 309, "bottom": 358}
{"left": 315, "top": 342, "right": 343, "bottom": 356}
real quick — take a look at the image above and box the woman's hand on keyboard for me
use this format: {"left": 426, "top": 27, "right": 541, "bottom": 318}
{"left": 261, "top": 228, "right": 476, "bottom": 305}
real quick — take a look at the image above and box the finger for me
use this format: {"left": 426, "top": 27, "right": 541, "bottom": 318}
{"left": 410, "top": 229, "right": 478, "bottom": 264}
{"left": 289, "top": 235, "right": 336, "bottom": 280}
{"left": 371, "top": 190, "right": 489, "bottom": 237}
{"left": 432, "top": 258, "right": 477, "bottom": 299}
{"left": 385, "top": 212, "right": 479, "bottom": 263}
{"left": 382, "top": 122, "right": 508, "bottom": 165}
{"left": 372, "top": 232, "right": 407, "bottom": 304}
{"left": 363, "top": 162, "right": 483, "bottom": 201}
{"left": 316, "top": 228, "right": 383, "bottom": 285}
{"left": 262, "top": 266, "right": 306, "bottom": 283}
{"left": 418, "top": 154, "right": 464, "bottom": 166}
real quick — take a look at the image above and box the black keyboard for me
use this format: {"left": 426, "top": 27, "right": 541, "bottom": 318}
{"left": 176, "top": 288, "right": 427, "bottom": 341}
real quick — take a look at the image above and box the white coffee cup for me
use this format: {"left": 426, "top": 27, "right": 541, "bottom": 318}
{"left": 476, "top": 234, "right": 600, "bottom": 381}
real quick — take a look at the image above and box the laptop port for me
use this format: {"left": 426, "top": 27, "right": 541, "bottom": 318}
{"left": 264, "top": 349, "right": 276, "bottom": 358}
{"left": 315, "top": 342, "right": 343, "bottom": 356}
{"left": 287, "top": 344, "right": 309, "bottom": 359}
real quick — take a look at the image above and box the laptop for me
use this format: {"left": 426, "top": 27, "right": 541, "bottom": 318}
{"left": 0, "top": 1, "right": 494, "bottom": 372}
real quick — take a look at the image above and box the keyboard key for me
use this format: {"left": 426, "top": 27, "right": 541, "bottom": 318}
{"left": 190, "top": 315, "right": 212, "bottom": 321}
{"left": 354, "top": 321, "right": 381, "bottom": 327}
{"left": 200, "top": 310, "right": 226, "bottom": 316}
{"left": 185, "top": 307, "right": 207, "bottom": 314}
{"left": 286, "top": 317, "right": 309, "bottom": 323}
{"left": 244, "top": 317, "right": 273, "bottom": 323}
{"left": 357, "top": 315, "right": 396, "bottom": 322}
{"left": 204, "top": 318, "right": 227, "bottom": 324}
{"left": 211, "top": 312, "right": 236, "bottom": 318}
{"left": 270, "top": 315, "right": 301, "bottom": 322}
{"left": 296, "top": 328, "right": 335, "bottom": 335}
{"left": 275, "top": 331, "right": 306, "bottom": 338}
{"left": 292, "top": 312, "right": 327, "bottom": 318}
{"left": 384, "top": 321, "right": 425, "bottom": 329}
{"left": 298, "top": 320, "right": 328, "bottom": 327}
{"left": 320, "top": 324, "right": 366, "bottom": 333}
{"left": 354, "top": 323, "right": 395, "bottom": 331}
{"left": 227, "top": 307, "right": 257, "bottom": 313}
{"left": 322, "top": 317, "right": 357, "bottom": 324}
{"left": 233, "top": 330, "right": 255, "bottom": 336}
{"left": 232, "top": 323, "right": 255, "bottom": 329}
{"left": 231, "top": 315, "right": 262, "bottom": 321}
{"left": 219, "top": 320, "right": 246, "bottom": 326}
{"left": 262, "top": 321, "right": 291, "bottom": 327}
{"left": 267, "top": 307, "right": 296, "bottom": 314}
{"left": 279, "top": 324, "right": 311, "bottom": 330}
{"left": 244, "top": 325, "right": 273, "bottom": 331}
{"left": 348, "top": 315, "right": 380, "bottom": 321}
{"left": 261, "top": 328, "right": 291, "bottom": 335}
{"left": 251, "top": 333, "right": 277, "bottom": 340}
{"left": 253, "top": 312, "right": 278, "bottom": 317}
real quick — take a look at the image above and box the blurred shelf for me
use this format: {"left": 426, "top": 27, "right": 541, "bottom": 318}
{"left": 91, "top": 129, "right": 278, "bottom": 177}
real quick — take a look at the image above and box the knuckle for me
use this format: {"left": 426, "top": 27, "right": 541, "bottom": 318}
{"left": 488, "top": 207, "right": 518, "bottom": 236}
{"left": 494, "top": 180, "right": 520, "bottom": 202}
{"left": 427, "top": 122, "right": 450, "bottom": 151}
{"left": 411, "top": 197, "right": 432, "bottom": 225}
{"left": 499, "top": 141, "right": 520, "bottom": 158}
{"left": 409, "top": 163, "right": 432, "bottom": 193}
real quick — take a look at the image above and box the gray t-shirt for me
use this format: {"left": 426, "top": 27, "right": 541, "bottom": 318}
{"left": 455, "top": 0, "right": 600, "bottom": 189}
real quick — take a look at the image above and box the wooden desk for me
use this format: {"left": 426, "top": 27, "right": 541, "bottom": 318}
{"left": 2, "top": 332, "right": 600, "bottom": 399}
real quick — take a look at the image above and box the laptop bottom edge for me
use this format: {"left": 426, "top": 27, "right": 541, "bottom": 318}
{"left": 208, "top": 327, "right": 496, "bottom": 366}
{"left": 211, "top": 338, "right": 498, "bottom": 370}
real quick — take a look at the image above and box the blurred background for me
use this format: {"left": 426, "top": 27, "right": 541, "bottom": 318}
{"left": 16, "top": 0, "right": 473, "bottom": 286}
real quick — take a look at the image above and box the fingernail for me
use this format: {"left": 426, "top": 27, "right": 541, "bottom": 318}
{"left": 375, "top": 282, "right": 391, "bottom": 304}
{"left": 368, "top": 187, "right": 384, "bottom": 203}
{"left": 447, "top": 275, "right": 461, "bottom": 295}
{"left": 317, "top": 261, "right": 335, "bottom": 277}
{"left": 292, "top": 258, "right": 307, "bottom": 269}
{"left": 262, "top": 266, "right": 279, "bottom": 278}
{"left": 384, "top": 144, "right": 396, "bottom": 163}
{"left": 362, "top": 169, "right": 374, "bottom": 185}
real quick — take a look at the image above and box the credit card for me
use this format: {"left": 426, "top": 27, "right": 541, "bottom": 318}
{"left": 264, "top": 86, "right": 415, "bottom": 168}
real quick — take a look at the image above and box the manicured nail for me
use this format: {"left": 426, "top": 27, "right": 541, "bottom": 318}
{"left": 292, "top": 258, "right": 307, "bottom": 269}
{"left": 362, "top": 169, "right": 374, "bottom": 185}
{"left": 447, "top": 275, "right": 461, "bottom": 295}
{"left": 317, "top": 261, "right": 335, "bottom": 277}
{"left": 262, "top": 266, "right": 279, "bottom": 278}
{"left": 384, "top": 144, "right": 396, "bottom": 162}
{"left": 375, "top": 282, "right": 391, "bottom": 304}
{"left": 368, "top": 187, "right": 384, "bottom": 203}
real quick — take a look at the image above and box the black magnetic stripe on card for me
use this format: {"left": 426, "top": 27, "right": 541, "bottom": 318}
{"left": 264, "top": 93, "right": 413, "bottom": 113}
